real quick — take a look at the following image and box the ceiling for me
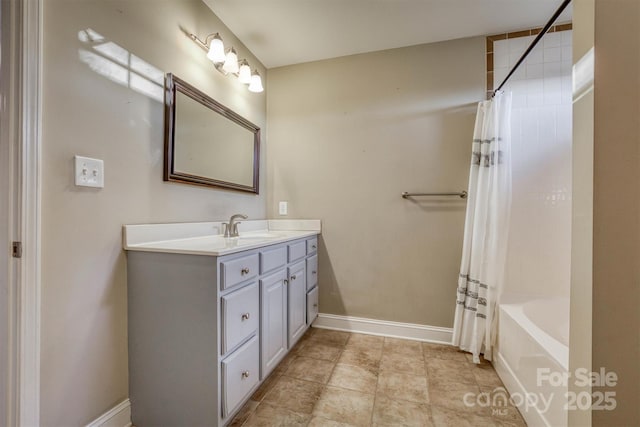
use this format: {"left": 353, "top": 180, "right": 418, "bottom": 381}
{"left": 203, "top": 0, "right": 572, "bottom": 69}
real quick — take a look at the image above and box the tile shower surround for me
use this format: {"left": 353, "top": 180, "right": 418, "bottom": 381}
{"left": 489, "top": 25, "right": 573, "bottom": 302}
{"left": 230, "top": 328, "right": 526, "bottom": 426}
{"left": 486, "top": 23, "right": 573, "bottom": 99}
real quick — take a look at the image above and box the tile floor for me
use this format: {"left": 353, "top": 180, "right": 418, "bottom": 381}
{"left": 230, "top": 328, "right": 527, "bottom": 426}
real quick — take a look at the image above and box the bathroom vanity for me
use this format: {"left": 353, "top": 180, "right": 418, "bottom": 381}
{"left": 122, "top": 220, "right": 321, "bottom": 426}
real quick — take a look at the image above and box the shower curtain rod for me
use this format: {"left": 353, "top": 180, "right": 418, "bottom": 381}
{"left": 493, "top": 0, "right": 572, "bottom": 96}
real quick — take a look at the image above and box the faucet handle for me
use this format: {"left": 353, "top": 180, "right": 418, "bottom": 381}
{"left": 232, "top": 222, "right": 241, "bottom": 235}
{"left": 222, "top": 223, "right": 230, "bottom": 238}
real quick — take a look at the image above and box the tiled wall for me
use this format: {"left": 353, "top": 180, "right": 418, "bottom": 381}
{"left": 490, "top": 28, "right": 573, "bottom": 300}
{"left": 486, "top": 23, "right": 573, "bottom": 99}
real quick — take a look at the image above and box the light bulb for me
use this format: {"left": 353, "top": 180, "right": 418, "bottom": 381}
{"left": 248, "top": 70, "right": 264, "bottom": 93}
{"left": 206, "top": 33, "right": 225, "bottom": 63}
{"left": 222, "top": 48, "right": 239, "bottom": 74}
{"left": 238, "top": 60, "right": 252, "bottom": 84}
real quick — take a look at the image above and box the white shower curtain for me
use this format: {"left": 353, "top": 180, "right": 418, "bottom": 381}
{"left": 452, "top": 91, "right": 512, "bottom": 364}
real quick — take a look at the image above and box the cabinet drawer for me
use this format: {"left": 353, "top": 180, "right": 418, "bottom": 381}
{"left": 221, "top": 253, "right": 259, "bottom": 290}
{"left": 221, "top": 283, "right": 259, "bottom": 355}
{"left": 306, "top": 237, "right": 318, "bottom": 255}
{"left": 306, "top": 254, "right": 318, "bottom": 291}
{"left": 260, "top": 246, "right": 286, "bottom": 275}
{"left": 307, "top": 286, "right": 319, "bottom": 325}
{"left": 288, "top": 241, "right": 306, "bottom": 263}
{"left": 222, "top": 335, "right": 259, "bottom": 418}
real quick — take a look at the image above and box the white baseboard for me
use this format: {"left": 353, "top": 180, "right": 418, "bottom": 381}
{"left": 312, "top": 313, "right": 453, "bottom": 344}
{"left": 86, "top": 399, "right": 131, "bottom": 427}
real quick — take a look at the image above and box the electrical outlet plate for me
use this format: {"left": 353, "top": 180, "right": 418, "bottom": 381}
{"left": 278, "top": 201, "right": 288, "bottom": 215}
{"left": 75, "top": 155, "right": 104, "bottom": 188}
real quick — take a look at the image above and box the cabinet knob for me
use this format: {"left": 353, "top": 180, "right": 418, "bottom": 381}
{"left": 284, "top": 279, "right": 288, "bottom": 285}
{"left": 313, "top": 303, "right": 318, "bottom": 308}
{"left": 241, "top": 313, "right": 250, "bottom": 321}
{"left": 241, "top": 267, "right": 250, "bottom": 275}
{"left": 312, "top": 270, "right": 317, "bottom": 275}
{"left": 241, "top": 370, "right": 250, "bottom": 379}
{"left": 312, "top": 245, "right": 317, "bottom": 250}
{"left": 291, "top": 275, "right": 296, "bottom": 280}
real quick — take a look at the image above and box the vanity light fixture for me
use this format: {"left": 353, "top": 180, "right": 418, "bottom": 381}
{"left": 206, "top": 33, "right": 226, "bottom": 63}
{"left": 222, "top": 47, "right": 240, "bottom": 74}
{"left": 238, "top": 60, "right": 252, "bottom": 84}
{"left": 189, "top": 31, "right": 264, "bottom": 94}
{"left": 248, "top": 70, "right": 264, "bottom": 93}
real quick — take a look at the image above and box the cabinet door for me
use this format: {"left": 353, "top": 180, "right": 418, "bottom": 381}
{"left": 287, "top": 260, "right": 307, "bottom": 346}
{"left": 260, "top": 270, "right": 287, "bottom": 379}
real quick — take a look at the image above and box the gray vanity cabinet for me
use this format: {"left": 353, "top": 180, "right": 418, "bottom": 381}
{"left": 127, "top": 235, "right": 319, "bottom": 426}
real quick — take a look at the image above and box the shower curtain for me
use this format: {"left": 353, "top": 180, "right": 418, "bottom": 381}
{"left": 452, "top": 91, "right": 512, "bottom": 364}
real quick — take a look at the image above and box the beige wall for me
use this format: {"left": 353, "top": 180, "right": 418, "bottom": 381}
{"left": 267, "top": 38, "right": 485, "bottom": 327}
{"left": 572, "top": 1, "right": 640, "bottom": 425}
{"left": 42, "top": 1, "right": 266, "bottom": 424}
{"left": 592, "top": 0, "right": 640, "bottom": 424}
{"left": 570, "top": 0, "right": 594, "bottom": 425}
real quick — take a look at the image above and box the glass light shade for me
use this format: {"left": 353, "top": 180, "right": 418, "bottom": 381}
{"left": 222, "top": 48, "right": 239, "bottom": 74}
{"left": 206, "top": 33, "right": 225, "bottom": 63}
{"left": 248, "top": 70, "right": 264, "bottom": 93}
{"left": 238, "top": 60, "right": 252, "bottom": 84}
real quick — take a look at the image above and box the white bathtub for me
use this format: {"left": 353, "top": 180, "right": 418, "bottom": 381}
{"left": 494, "top": 298, "right": 569, "bottom": 427}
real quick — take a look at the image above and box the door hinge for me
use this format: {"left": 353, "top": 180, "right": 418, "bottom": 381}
{"left": 12, "top": 241, "right": 22, "bottom": 258}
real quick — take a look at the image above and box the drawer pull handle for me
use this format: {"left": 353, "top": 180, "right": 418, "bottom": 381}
{"left": 291, "top": 275, "right": 297, "bottom": 280}
{"left": 241, "top": 313, "right": 250, "bottom": 321}
{"left": 241, "top": 370, "right": 250, "bottom": 379}
{"left": 241, "top": 267, "right": 250, "bottom": 275}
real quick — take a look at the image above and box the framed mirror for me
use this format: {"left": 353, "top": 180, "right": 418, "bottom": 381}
{"left": 164, "top": 73, "right": 260, "bottom": 193}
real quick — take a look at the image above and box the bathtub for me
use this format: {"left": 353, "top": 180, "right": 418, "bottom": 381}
{"left": 494, "top": 298, "right": 569, "bottom": 427}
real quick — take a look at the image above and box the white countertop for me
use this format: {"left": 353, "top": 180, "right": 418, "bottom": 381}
{"left": 123, "top": 219, "right": 321, "bottom": 256}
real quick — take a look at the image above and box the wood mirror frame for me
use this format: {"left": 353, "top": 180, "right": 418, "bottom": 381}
{"left": 164, "top": 73, "right": 260, "bottom": 193}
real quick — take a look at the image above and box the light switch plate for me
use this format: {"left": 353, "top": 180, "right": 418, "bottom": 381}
{"left": 75, "top": 155, "right": 104, "bottom": 188}
{"left": 278, "top": 201, "right": 288, "bottom": 215}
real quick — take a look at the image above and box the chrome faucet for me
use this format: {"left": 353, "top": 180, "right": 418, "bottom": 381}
{"left": 223, "top": 214, "right": 248, "bottom": 238}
